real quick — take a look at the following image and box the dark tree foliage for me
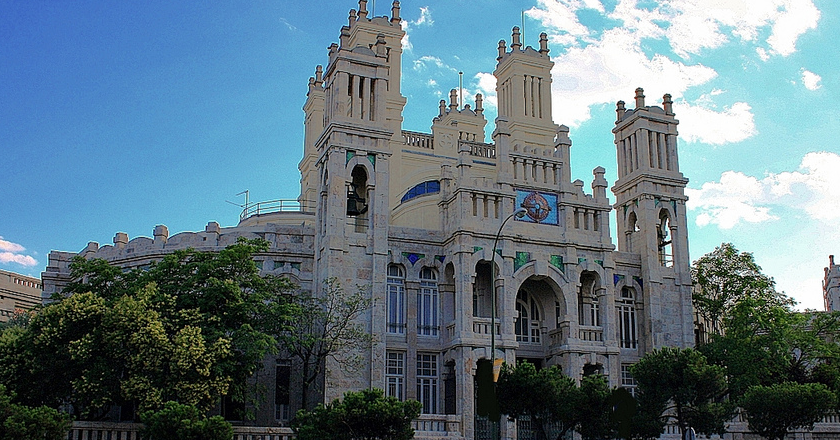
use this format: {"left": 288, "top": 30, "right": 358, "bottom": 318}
{"left": 740, "top": 382, "right": 835, "bottom": 440}
{"left": 292, "top": 388, "right": 421, "bottom": 440}
{"left": 0, "top": 384, "right": 71, "bottom": 440}
{"left": 497, "top": 362, "right": 580, "bottom": 440}
{"left": 0, "top": 239, "right": 296, "bottom": 419}
{"left": 576, "top": 374, "right": 615, "bottom": 440}
{"left": 140, "top": 401, "right": 233, "bottom": 440}
{"left": 631, "top": 347, "right": 731, "bottom": 440}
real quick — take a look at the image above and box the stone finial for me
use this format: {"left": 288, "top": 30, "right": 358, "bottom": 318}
{"left": 315, "top": 65, "right": 323, "bottom": 84}
{"left": 439, "top": 99, "right": 446, "bottom": 116}
{"left": 592, "top": 166, "right": 608, "bottom": 200}
{"left": 832, "top": 255, "right": 836, "bottom": 266}
{"left": 475, "top": 93, "right": 484, "bottom": 116}
{"left": 449, "top": 89, "right": 458, "bottom": 110}
{"left": 375, "top": 34, "right": 387, "bottom": 56}
{"left": 663, "top": 93, "right": 673, "bottom": 115}
{"left": 555, "top": 124, "right": 571, "bottom": 147}
{"left": 573, "top": 179, "right": 585, "bottom": 193}
{"left": 539, "top": 32, "right": 549, "bottom": 54}
{"left": 391, "top": 1, "right": 401, "bottom": 23}
{"left": 511, "top": 26, "right": 522, "bottom": 50}
{"left": 328, "top": 43, "right": 339, "bottom": 56}
{"left": 114, "top": 232, "right": 128, "bottom": 249}
{"left": 308, "top": 77, "right": 315, "bottom": 88}
{"left": 349, "top": 9, "right": 357, "bottom": 26}
{"left": 616, "top": 100, "right": 626, "bottom": 122}
{"left": 153, "top": 224, "right": 169, "bottom": 245}
{"left": 497, "top": 40, "right": 507, "bottom": 60}
{"left": 634, "top": 87, "right": 645, "bottom": 109}
{"left": 358, "top": 0, "right": 368, "bottom": 19}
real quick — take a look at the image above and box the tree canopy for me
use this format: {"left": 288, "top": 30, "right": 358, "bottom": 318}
{"left": 630, "top": 347, "right": 731, "bottom": 440}
{"left": 0, "top": 239, "right": 295, "bottom": 419}
{"left": 740, "top": 382, "right": 835, "bottom": 440}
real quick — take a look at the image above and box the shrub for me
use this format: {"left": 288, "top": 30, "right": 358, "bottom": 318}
{"left": 140, "top": 401, "right": 232, "bottom": 440}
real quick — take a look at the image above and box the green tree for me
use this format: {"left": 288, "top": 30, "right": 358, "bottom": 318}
{"left": 576, "top": 375, "right": 615, "bottom": 440}
{"left": 276, "top": 278, "right": 372, "bottom": 410}
{"left": 740, "top": 382, "right": 835, "bottom": 440}
{"left": 496, "top": 362, "right": 580, "bottom": 440}
{"left": 292, "top": 388, "right": 421, "bottom": 440}
{"left": 0, "top": 384, "right": 71, "bottom": 440}
{"left": 630, "top": 347, "right": 731, "bottom": 440}
{"left": 692, "top": 243, "right": 793, "bottom": 336}
{"left": 0, "top": 239, "right": 296, "bottom": 419}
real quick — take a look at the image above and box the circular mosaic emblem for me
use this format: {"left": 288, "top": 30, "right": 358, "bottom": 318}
{"left": 522, "top": 192, "right": 552, "bottom": 222}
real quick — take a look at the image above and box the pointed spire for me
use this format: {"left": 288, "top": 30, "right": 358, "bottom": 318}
{"left": 511, "top": 26, "right": 522, "bottom": 50}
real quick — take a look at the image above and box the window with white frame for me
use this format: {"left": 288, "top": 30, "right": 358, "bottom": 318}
{"left": 515, "top": 290, "right": 541, "bottom": 343}
{"left": 386, "top": 351, "right": 405, "bottom": 401}
{"left": 387, "top": 265, "right": 406, "bottom": 334}
{"left": 417, "top": 353, "right": 438, "bottom": 414}
{"left": 418, "top": 267, "right": 439, "bottom": 336}
{"left": 619, "top": 287, "right": 638, "bottom": 349}
{"left": 621, "top": 364, "right": 637, "bottom": 396}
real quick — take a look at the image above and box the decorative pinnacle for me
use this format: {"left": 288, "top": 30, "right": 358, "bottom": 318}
{"left": 511, "top": 26, "right": 522, "bottom": 50}
{"left": 358, "top": 0, "right": 368, "bottom": 19}
{"left": 449, "top": 89, "right": 458, "bottom": 110}
{"left": 539, "top": 32, "right": 549, "bottom": 54}
{"left": 663, "top": 93, "right": 673, "bottom": 115}
{"left": 391, "top": 1, "right": 401, "bottom": 23}
{"left": 634, "top": 87, "right": 645, "bottom": 109}
{"left": 497, "top": 40, "right": 507, "bottom": 60}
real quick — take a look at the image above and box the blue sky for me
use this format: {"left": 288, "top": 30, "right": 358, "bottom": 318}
{"left": 2, "top": 0, "right": 837, "bottom": 310}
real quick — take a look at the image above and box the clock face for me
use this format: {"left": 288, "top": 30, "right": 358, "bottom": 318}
{"left": 515, "top": 190, "right": 559, "bottom": 225}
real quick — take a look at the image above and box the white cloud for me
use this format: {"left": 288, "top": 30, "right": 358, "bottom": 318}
{"left": 801, "top": 69, "right": 822, "bottom": 90}
{"left": 0, "top": 237, "right": 38, "bottom": 267}
{"left": 676, "top": 100, "right": 756, "bottom": 145}
{"left": 521, "top": 0, "right": 820, "bottom": 132}
{"left": 687, "top": 152, "right": 840, "bottom": 228}
{"left": 687, "top": 171, "right": 777, "bottom": 229}
{"left": 549, "top": 27, "right": 717, "bottom": 126}
{"left": 474, "top": 72, "right": 498, "bottom": 108}
{"left": 412, "top": 6, "right": 433, "bottom": 26}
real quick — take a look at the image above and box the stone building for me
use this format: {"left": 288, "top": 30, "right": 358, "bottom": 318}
{"left": 0, "top": 269, "right": 42, "bottom": 322}
{"left": 824, "top": 255, "right": 840, "bottom": 311}
{"left": 43, "top": 1, "right": 695, "bottom": 437}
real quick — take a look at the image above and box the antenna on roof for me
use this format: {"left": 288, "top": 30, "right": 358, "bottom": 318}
{"left": 459, "top": 71, "right": 463, "bottom": 109}
{"left": 521, "top": 10, "right": 525, "bottom": 43}
{"left": 225, "top": 190, "right": 250, "bottom": 208}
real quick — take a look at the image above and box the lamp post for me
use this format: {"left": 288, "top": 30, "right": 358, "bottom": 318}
{"left": 490, "top": 207, "right": 527, "bottom": 379}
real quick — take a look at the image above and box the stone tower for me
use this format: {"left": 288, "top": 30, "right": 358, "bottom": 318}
{"left": 611, "top": 89, "right": 693, "bottom": 348}
{"left": 824, "top": 255, "right": 840, "bottom": 311}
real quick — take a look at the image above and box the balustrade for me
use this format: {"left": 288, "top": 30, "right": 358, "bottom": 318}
{"left": 402, "top": 130, "right": 434, "bottom": 149}
{"left": 472, "top": 317, "right": 501, "bottom": 336}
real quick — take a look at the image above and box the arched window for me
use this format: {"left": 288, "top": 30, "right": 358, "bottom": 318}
{"left": 418, "top": 267, "right": 439, "bottom": 336}
{"left": 387, "top": 265, "right": 406, "bottom": 334}
{"left": 515, "top": 290, "right": 541, "bottom": 343}
{"left": 401, "top": 180, "right": 441, "bottom": 203}
{"left": 618, "top": 287, "right": 637, "bottom": 349}
{"left": 578, "top": 272, "right": 600, "bottom": 327}
{"left": 473, "top": 261, "right": 492, "bottom": 318}
{"left": 658, "top": 210, "right": 673, "bottom": 267}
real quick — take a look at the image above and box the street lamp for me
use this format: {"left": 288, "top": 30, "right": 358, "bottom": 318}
{"left": 490, "top": 207, "right": 527, "bottom": 380}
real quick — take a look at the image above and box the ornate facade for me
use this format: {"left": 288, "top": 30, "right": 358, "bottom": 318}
{"left": 43, "top": 2, "right": 695, "bottom": 437}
